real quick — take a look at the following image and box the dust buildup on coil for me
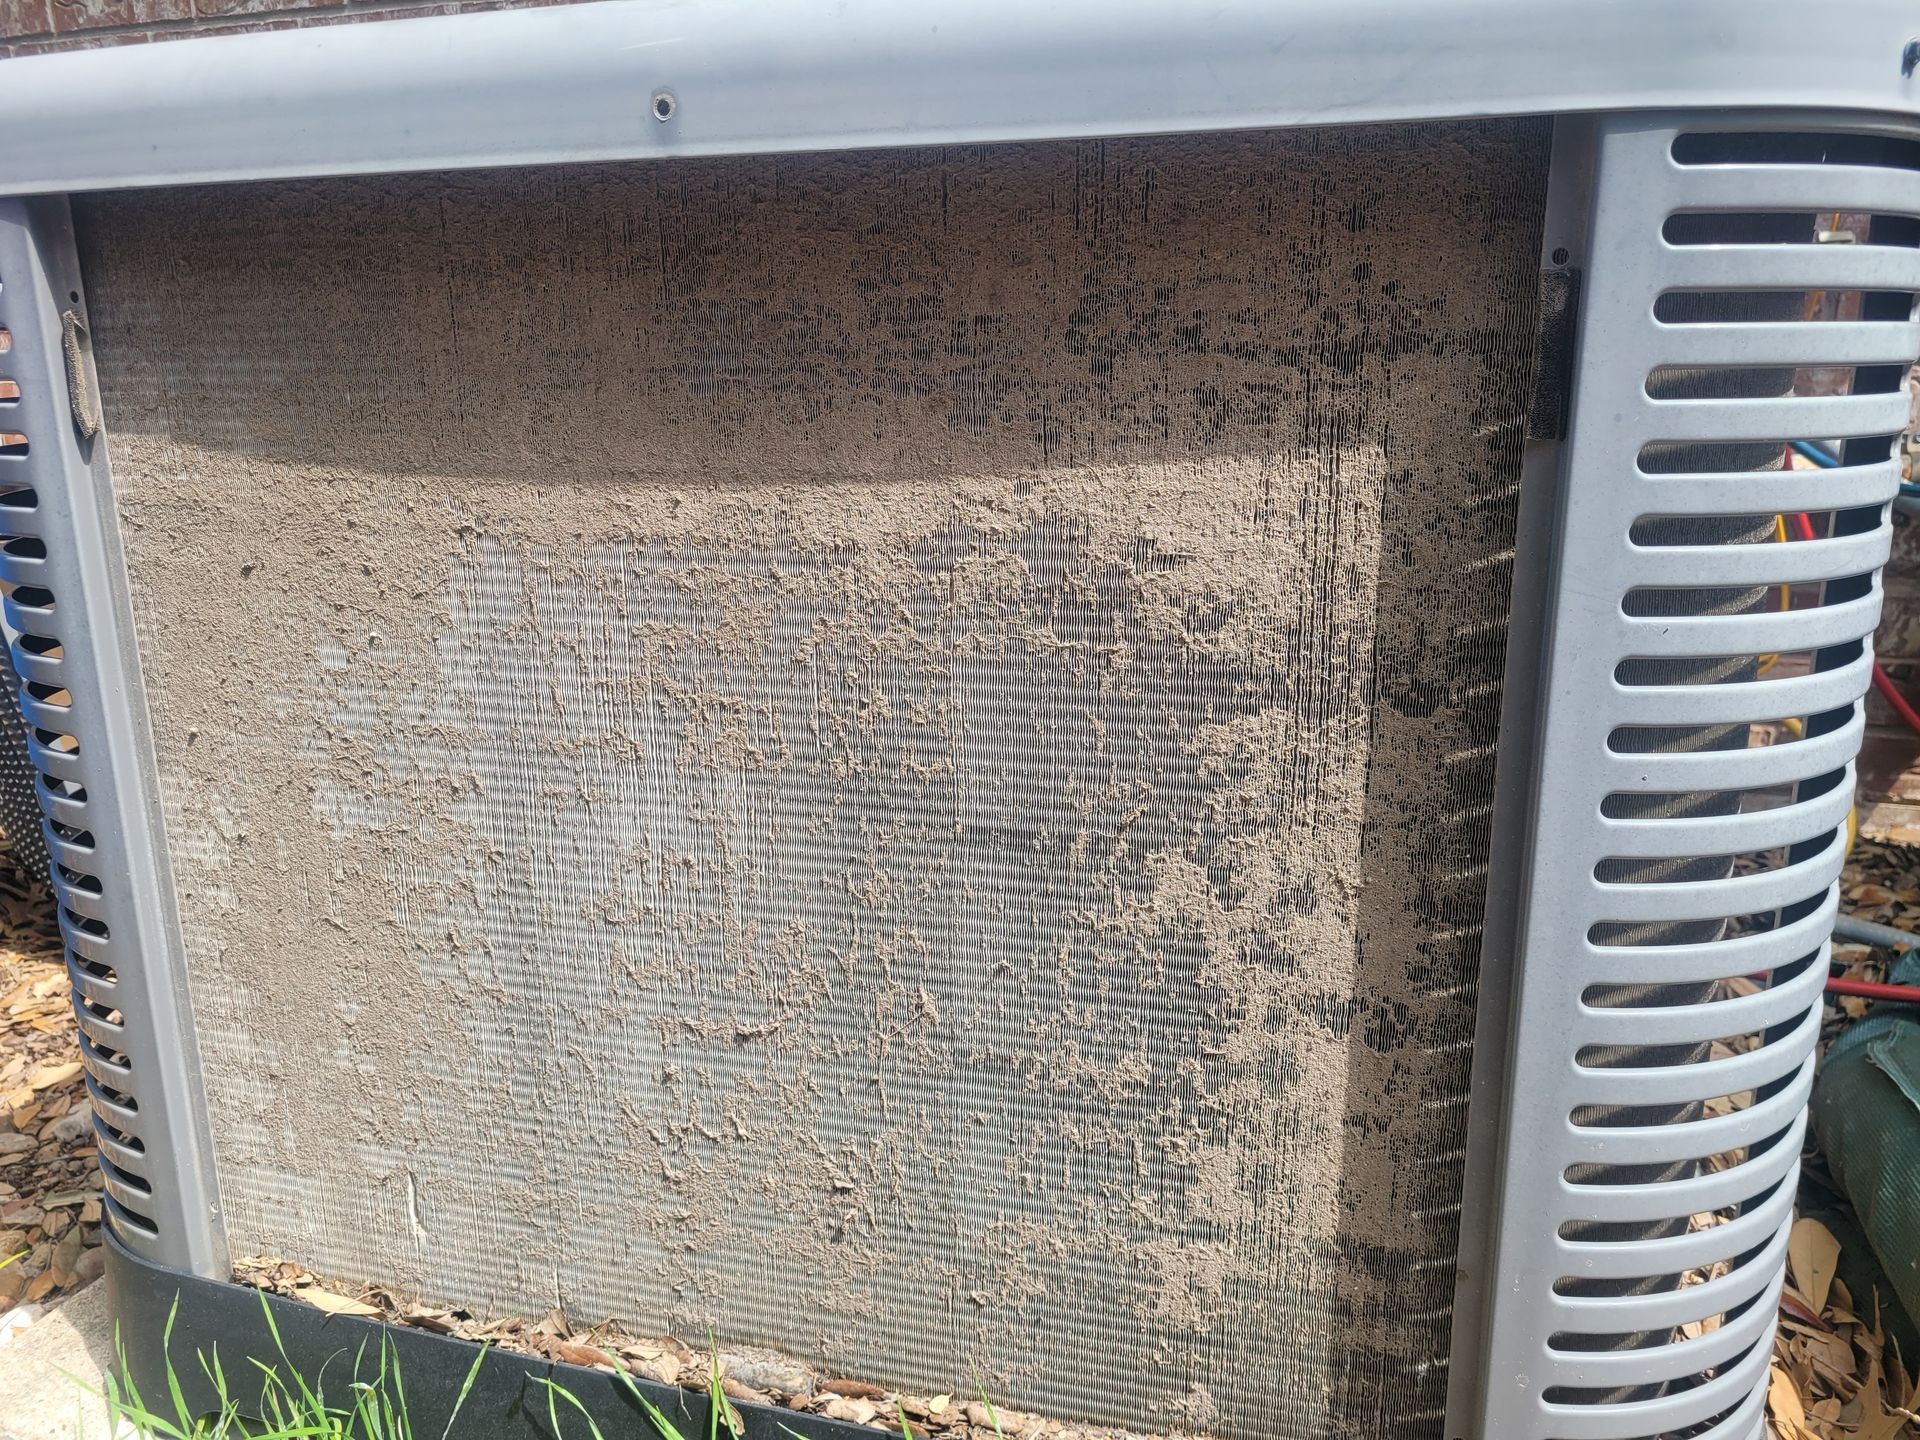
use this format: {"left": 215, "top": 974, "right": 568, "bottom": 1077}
{"left": 75, "top": 120, "right": 1549, "bottom": 1438}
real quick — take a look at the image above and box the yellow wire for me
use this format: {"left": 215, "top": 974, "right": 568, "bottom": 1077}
{"left": 1757, "top": 514, "right": 1792, "bottom": 675}
{"left": 1762, "top": 497, "right": 1859, "bottom": 853}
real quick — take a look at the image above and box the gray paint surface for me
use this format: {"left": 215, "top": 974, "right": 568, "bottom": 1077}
{"left": 2, "top": 0, "right": 1919, "bottom": 195}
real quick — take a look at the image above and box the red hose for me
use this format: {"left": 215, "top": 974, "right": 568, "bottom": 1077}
{"left": 1871, "top": 662, "right": 1920, "bottom": 737}
{"left": 1785, "top": 511, "right": 1920, "bottom": 737}
{"left": 1826, "top": 976, "right": 1920, "bottom": 1003}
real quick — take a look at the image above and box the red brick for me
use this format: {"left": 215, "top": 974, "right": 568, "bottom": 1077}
{"left": 294, "top": 1, "right": 459, "bottom": 22}
{"left": 14, "top": 22, "right": 152, "bottom": 44}
{"left": 193, "top": 0, "right": 340, "bottom": 20}
{"left": 196, "top": 13, "right": 290, "bottom": 28}
{"left": 48, "top": 0, "right": 188, "bottom": 34}
{"left": 0, "top": 0, "right": 53, "bottom": 39}
{"left": 12, "top": 0, "right": 590, "bottom": 51}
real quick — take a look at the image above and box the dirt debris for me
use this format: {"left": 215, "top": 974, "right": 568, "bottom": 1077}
{"left": 235, "top": 1253, "right": 1204, "bottom": 1440}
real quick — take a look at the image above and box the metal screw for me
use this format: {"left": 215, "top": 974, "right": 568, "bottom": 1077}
{"left": 1903, "top": 39, "right": 1920, "bottom": 75}
{"left": 651, "top": 89, "right": 677, "bottom": 122}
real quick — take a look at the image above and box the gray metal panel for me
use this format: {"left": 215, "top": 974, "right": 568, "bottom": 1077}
{"left": 1470, "top": 113, "right": 1920, "bottom": 1440}
{"left": 0, "top": 198, "right": 226, "bottom": 1276}
{"left": 0, "top": 0, "right": 1918, "bottom": 196}
{"left": 1442, "top": 113, "right": 1598, "bottom": 1440}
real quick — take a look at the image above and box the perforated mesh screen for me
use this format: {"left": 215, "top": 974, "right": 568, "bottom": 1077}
{"left": 72, "top": 122, "right": 1549, "bottom": 1437}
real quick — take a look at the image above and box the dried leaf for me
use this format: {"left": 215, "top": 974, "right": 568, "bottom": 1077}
{"left": 552, "top": 1340, "right": 616, "bottom": 1370}
{"left": 1783, "top": 1287, "right": 1834, "bottom": 1330}
{"left": 1773, "top": 1363, "right": 1810, "bottom": 1429}
{"left": 821, "top": 1397, "right": 879, "bottom": 1426}
{"left": 1857, "top": 1357, "right": 1912, "bottom": 1440}
{"left": 401, "top": 1305, "right": 458, "bottom": 1336}
{"left": 822, "top": 1378, "right": 888, "bottom": 1400}
{"left": 1790, "top": 1219, "right": 1843, "bottom": 1316}
{"left": 25, "top": 1061, "right": 79, "bottom": 1092}
{"left": 630, "top": 1354, "right": 680, "bottom": 1387}
{"left": 293, "top": 1287, "right": 380, "bottom": 1318}
{"left": 48, "top": 1222, "right": 84, "bottom": 1283}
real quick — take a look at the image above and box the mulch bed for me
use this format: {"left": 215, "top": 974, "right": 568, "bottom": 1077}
{"left": 0, "top": 847, "right": 107, "bottom": 1318}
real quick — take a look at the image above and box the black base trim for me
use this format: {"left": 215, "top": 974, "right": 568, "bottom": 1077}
{"left": 106, "top": 1235, "right": 883, "bottom": 1439}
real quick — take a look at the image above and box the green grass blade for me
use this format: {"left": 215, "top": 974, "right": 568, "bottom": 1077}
{"left": 534, "top": 1375, "right": 609, "bottom": 1440}
{"left": 91, "top": 1372, "right": 195, "bottom": 1440}
{"left": 968, "top": 1364, "right": 1006, "bottom": 1440}
{"left": 256, "top": 1288, "right": 327, "bottom": 1418}
{"left": 437, "top": 1341, "right": 489, "bottom": 1440}
{"left": 95, "top": 1388, "right": 192, "bottom": 1440}
{"left": 160, "top": 1296, "right": 197, "bottom": 1435}
{"left": 611, "top": 1368, "right": 691, "bottom": 1440}
{"left": 104, "top": 1323, "right": 187, "bottom": 1440}
{"left": 387, "top": 1334, "right": 410, "bottom": 1440}
{"left": 704, "top": 1328, "right": 736, "bottom": 1440}
{"left": 197, "top": 1342, "right": 231, "bottom": 1412}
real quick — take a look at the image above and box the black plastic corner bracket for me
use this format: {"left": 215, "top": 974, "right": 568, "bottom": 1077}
{"left": 105, "top": 1236, "right": 882, "bottom": 1440}
{"left": 1526, "top": 264, "right": 1583, "bottom": 441}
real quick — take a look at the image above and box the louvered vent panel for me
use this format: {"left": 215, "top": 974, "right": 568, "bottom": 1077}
{"left": 0, "top": 203, "right": 168, "bottom": 1256}
{"left": 1479, "top": 117, "right": 1920, "bottom": 1440}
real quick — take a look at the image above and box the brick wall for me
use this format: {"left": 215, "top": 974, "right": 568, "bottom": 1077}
{"left": 0, "top": 0, "right": 569, "bottom": 57}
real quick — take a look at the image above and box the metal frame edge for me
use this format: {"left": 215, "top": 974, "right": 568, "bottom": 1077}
{"left": 0, "top": 196, "right": 227, "bottom": 1276}
{"left": 1441, "top": 111, "right": 1598, "bottom": 1440}
{"left": 1, "top": 0, "right": 1919, "bottom": 195}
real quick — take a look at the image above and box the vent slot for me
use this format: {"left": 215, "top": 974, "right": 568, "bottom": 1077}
{"left": 1670, "top": 131, "right": 1920, "bottom": 168}
{"left": 1661, "top": 212, "right": 1920, "bottom": 248}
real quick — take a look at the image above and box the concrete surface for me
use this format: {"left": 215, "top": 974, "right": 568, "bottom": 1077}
{"left": 0, "top": 1283, "right": 115, "bottom": 1440}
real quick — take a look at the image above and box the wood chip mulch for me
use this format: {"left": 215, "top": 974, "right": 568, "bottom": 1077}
{"left": 0, "top": 847, "right": 108, "bottom": 1318}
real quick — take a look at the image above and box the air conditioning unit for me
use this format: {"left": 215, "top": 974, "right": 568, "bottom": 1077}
{"left": 0, "top": 5, "right": 1916, "bottom": 1437}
